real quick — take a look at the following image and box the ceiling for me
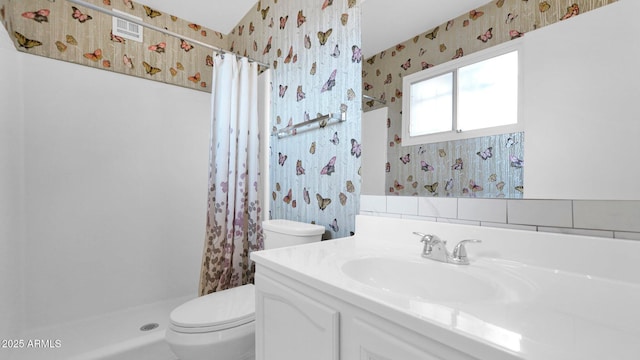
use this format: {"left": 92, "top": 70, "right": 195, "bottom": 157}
{"left": 140, "top": 0, "right": 491, "bottom": 58}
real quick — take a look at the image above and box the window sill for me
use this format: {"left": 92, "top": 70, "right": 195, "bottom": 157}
{"left": 401, "top": 123, "right": 523, "bottom": 146}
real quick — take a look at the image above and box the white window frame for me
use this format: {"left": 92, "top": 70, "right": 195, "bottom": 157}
{"left": 402, "top": 39, "right": 524, "bottom": 146}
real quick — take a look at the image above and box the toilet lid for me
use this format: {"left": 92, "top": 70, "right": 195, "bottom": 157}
{"left": 170, "top": 284, "right": 255, "bottom": 333}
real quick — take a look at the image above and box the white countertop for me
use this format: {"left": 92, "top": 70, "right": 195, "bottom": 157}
{"left": 251, "top": 215, "right": 640, "bottom": 360}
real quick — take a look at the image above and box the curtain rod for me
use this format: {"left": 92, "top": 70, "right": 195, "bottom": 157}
{"left": 65, "top": 0, "right": 270, "bottom": 68}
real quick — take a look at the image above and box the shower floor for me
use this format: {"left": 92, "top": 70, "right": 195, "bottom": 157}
{"left": 12, "top": 295, "right": 192, "bottom": 360}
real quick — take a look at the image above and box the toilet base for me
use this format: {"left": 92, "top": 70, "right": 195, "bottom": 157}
{"left": 165, "top": 321, "right": 255, "bottom": 360}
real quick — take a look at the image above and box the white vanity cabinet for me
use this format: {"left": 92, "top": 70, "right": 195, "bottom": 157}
{"left": 343, "top": 316, "right": 468, "bottom": 360}
{"left": 254, "top": 266, "right": 482, "bottom": 360}
{"left": 252, "top": 215, "right": 640, "bottom": 360}
{"left": 254, "top": 270, "right": 340, "bottom": 360}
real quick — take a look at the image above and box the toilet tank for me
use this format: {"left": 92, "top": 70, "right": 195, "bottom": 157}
{"left": 262, "top": 220, "right": 325, "bottom": 250}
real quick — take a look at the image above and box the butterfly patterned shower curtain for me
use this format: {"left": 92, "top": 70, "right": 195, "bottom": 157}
{"left": 199, "top": 55, "right": 264, "bottom": 296}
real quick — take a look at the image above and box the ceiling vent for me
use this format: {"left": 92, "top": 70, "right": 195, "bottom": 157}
{"left": 112, "top": 9, "right": 143, "bottom": 43}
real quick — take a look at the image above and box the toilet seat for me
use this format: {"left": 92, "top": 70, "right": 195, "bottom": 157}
{"left": 169, "top": 284, "right": 255, "bottom": 334}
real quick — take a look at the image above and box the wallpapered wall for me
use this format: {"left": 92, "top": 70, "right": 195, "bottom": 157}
{"left": 1, "top": 0, "right": 363, "bottom": 237}
{"left": 0, "top": 0, "right": 227, "bottom": 92}
{"left": 229, "top": 0, "right": 362, "bottom": 238}
{"left": 362, "top": 0, "right": 616, "bottom": 198}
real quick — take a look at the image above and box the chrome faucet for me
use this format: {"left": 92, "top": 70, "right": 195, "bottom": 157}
{"left": 413, "top": 232, "right": 481, "bottom": 265}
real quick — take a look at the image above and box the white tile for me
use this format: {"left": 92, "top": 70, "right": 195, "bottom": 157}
{"left": 507, "top": 199, "right": 573, "bottom": 227}
{"left": 401, "top": 214, "right": 437, "bottom": 222}
{"left": 573, "top": 201, "right": 640, "bottom": 232}
{"left": 418, "top": 197, "right": 457, "bottom": 218}
{"left": 437, "top": 218, "right": 481, "bottom": 226}
{"left": 378, "top": 213, "right": 402, "bottom": 219}
{"left": 481, "top": 222, "right": 537, "bottom": 232}
{"left": 538, "top": 226, "right": 614, "bottom": 238}
{"left": 458, "top": 198, "right": 507, "bottom": 223}
{"left": 614, "top": 232, "right": 640, "bottom": 241}
{"left": 359, "top": 195, "right": 387, "bottom": 213}
{"left": 386, "top": 196, "right": 418, "bottom": 215}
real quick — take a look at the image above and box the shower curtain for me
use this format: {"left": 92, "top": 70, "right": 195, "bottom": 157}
{"left": 199, "top": 55, "right": 264, "bottom": 296}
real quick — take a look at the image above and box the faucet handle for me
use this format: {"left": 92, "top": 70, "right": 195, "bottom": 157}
{"left": 414, "top": 232, "right": 438, "bottom": 256}
{"left": 413, "top": 232, "right": 445, "bottom": 244}
{"left": 451, "top": 239, "right": 482, "bottom": 264}
{"left": 413, "top": 232, "right": 433, "bottom": 243}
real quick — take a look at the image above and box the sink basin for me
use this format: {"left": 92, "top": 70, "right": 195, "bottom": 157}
{"left": 341, "top": 257, "right": 501, "bottom": 302}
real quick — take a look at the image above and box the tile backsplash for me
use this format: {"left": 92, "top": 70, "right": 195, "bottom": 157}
{"left": 361, "top": 195, "right": 640, "bottom": 241}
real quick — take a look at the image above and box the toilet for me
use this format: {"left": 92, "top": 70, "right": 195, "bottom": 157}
{"left": 165, "top": 219, "right": 325, "bottom": 360}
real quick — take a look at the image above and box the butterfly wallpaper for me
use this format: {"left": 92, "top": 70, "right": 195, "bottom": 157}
{"left": 2, "top": 0, "right": 363, "bottom": 237}
{"left": 1, "top": 0, "right": 616, "bottom": 231}
{"left": 2, "top": 0, "right": 228, "bottom": 92}
{"left": 362, "top": 0, "right": 616, "bottom": 198}
{"left": 229, "top": 0, "right": 362, "bottom": 238}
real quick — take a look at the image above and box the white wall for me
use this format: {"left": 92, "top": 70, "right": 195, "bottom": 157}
{"left": 2, "top": 35, "right": 211, "bottom": 330}
{"left": 361, "top": 107, "right": 387, "bottom": 196}
{"left": 523, "top": 0, "right": 640, "bottom": 200}
{"left": 0, "top": 26, "right": 26, "bottom": 348}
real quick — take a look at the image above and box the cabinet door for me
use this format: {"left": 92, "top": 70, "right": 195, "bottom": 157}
{"left": 255, "top": 272, "right": 339, "bottom": 360}
{"left": 352, "top": 318, "right": 444, "bottom": 360}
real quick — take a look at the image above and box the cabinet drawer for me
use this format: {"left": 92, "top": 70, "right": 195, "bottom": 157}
{"left": 351, "top": 317, "right": 443, "bottom": 360}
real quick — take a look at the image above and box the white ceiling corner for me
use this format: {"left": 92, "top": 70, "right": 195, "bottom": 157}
{"left": 134, "top": 0, "right": 258, "bottom": 35}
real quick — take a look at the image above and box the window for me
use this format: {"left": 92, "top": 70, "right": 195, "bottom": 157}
{"left": 402, "top": 40, "right": 522, "bottom": 145}
{"left": 409, "top": 72, "right": 453, "bottom": 136}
